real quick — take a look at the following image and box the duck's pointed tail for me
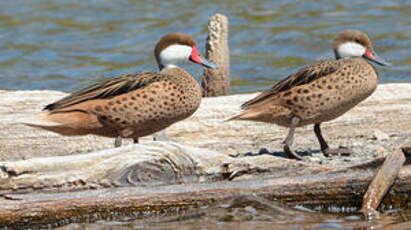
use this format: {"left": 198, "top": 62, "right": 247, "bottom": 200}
{"left": 19, "top": 111, "right": 61, "bottom": 127}
{"left": 225, "top": 109, "right": 263, "bottom": 122}
{"left": 19, "top": 110, "right": 101, "bottom": 136}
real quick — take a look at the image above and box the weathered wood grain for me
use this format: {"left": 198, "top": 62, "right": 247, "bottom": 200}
{"left": 0, "top": 163, "right": 410, "bottom": 228}
{"left": 1, "top": 84, "right": 410, "bottom": 161}
{"left": 202, "top": 13, "right": 230, "bottom": 97}
{"left": 362, "top": 147, "right": 406, "bottom": 214}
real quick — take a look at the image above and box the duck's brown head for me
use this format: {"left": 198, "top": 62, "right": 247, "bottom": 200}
{"left": 333, "top": 30, "right": 390, "bottom": 66}
{"left": 154, "top": 33, "right": 217, "bottom": 70}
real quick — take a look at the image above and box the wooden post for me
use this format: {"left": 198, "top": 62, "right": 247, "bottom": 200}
{"left": 202, "top": 13, "right": 230, "bottom": 97}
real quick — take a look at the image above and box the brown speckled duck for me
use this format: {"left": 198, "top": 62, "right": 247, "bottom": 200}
{"left": 229, "top": 30, "right": 390, "bottom": 160}
{"left": 25, "top": 33, "right": 217, "bottom": 147}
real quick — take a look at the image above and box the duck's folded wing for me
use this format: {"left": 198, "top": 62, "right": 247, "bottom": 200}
{"left": 241, "top": 61, "right": 339, "bottom": 109}
{"left": 44, "top": 72, "right": 160, "bottom": 111}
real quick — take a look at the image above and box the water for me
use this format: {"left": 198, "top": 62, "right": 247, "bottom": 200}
{"left": 0, "top": 0, "right": 410, "bottom": 93}
{"left": 56, "top": 196, "right": 411, "bottom": 229}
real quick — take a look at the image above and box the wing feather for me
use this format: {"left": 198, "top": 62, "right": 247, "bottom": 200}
{"left": 241, "top": 61, "right": 339, "bottom": 109}
{"left": 44, "top": 72, "right": 160, "bottom": 111}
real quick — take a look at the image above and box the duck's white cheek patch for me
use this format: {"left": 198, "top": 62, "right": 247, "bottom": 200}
{"left": 337, "top": 42, "right": 366, "bottom": 58}
{"left": 159, "top": 45, "right": 192, "bottom": 67}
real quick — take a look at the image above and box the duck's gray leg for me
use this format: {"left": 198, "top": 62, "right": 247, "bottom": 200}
{"left": 283, "top": 117, "right": 302, "bottom": 160}
{"left": 314, "top": 123, "right": 352, "bottom": 157}
{"left": 114, "top": 136, "right": 122, "bottom": 148}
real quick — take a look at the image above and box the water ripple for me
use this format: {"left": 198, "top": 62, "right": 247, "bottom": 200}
{"left": 0, "top": 0, "right": 409, "bottom": 93}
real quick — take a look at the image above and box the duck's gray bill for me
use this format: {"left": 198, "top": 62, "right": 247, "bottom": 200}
{"left": 364, "top": 50, "right": 392, "bottom": 66}
{"left": 202, "top": 59, "right": 218, "bottom": 69}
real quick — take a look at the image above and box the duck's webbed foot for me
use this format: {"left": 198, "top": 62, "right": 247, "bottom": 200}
{"left": 283, "top": 145, "right": 303, "bottom": 160}
{"left": 314, "top": 123, "right": 352, "bottom": 157}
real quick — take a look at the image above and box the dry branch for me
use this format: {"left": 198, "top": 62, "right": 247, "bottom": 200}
{"left": 362, "top": 147, "right": 406, "bottom": 214}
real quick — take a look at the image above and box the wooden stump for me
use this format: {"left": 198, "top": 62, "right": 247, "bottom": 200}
{"left": 202, "top": 13, "right": 230, "bottom": 97}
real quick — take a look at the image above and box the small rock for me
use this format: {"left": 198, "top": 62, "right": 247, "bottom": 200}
{"left": 375, "top": 146, "right": 386, "bottom": 156}
{"left": 372, "top": 129, "right": 389, "bottom": 140}
{"left": 244, "top": 205, "right": 258, "bottom": 215}
{"left": 309, "top": 157, "right": 322, "bottom": 163}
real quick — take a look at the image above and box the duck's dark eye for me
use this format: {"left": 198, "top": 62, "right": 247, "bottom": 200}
{"left": 354, "top": 39, "right": 361, "bottom": 44}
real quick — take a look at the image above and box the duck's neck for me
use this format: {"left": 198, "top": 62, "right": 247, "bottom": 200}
{"left": 334, "top": 50, "right": 342, "bottom": 60}
{"left": 160, "top": 66, "right": 188, "bottom": 75}
{"left": 158, "top": 63, "right": 180, "bottom": 71}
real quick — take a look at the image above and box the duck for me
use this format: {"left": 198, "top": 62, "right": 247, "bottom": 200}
{"left": 228, "top": 30, "right": 390, "bottom": 160}
{"left": 24, "top": 33, "right": 217, "bottom": 147}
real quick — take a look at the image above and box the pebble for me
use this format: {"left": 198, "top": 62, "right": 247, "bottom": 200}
{"left": 244, "top": 205, "right": 258, "bottom": 215}
{"left": 375, "top": 146, "right": 386, "bottom": 156}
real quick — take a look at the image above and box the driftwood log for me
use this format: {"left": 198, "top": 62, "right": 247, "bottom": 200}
{"left": 0, "top": 84, "right": 410, "bottom": 227}
{"left": 0, "top": 155, "right": 410, "bottom": 228}
{"left": 202, "top": 13, "right": 230, "bottom": 97}
{"left": 2, "top": 83, "right": 410, "bottom": 161}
